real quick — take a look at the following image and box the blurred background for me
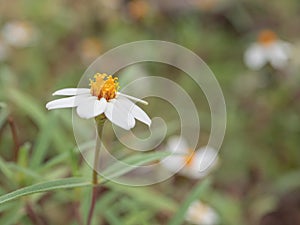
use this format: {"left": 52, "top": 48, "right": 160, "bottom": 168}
{"left": 0, "top": 0, "right": 300, "bottom": 224}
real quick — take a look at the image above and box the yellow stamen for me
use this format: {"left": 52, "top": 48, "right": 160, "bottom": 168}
{"left": 184, "top": 149, "right": 195, "bottom": 167}
{"left": 89, "top": 73, "right": 119, "bottom": 100}
{"left": 258, "top": 30, "right": 277, "bottom": 46}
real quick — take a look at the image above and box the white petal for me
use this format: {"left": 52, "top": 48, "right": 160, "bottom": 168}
{"left": 104, "top": 100, "right": 135, "bottom": 130}
{"left": 160, "top": 155, "right": 185, "bottom": 173}
{"left": 186, "top": 201, "right": 219, "bottom": 225}
{"left": 267, "top": 42, "right": 291, "bottom": 69}
{"left": 115, "top": 97, "right": 151, "bottom": 126}
{"left": 46, "top": 95, "right": 89, "bottom": 110}
{"left": 244, "top": 43, "right": 267, "bottom": 70}
{"left": 131, "top": 105, "right": 151, "bottom": 126}
{"left": 160, "top": 136, "right": 190, "bottom": 174}
{"left": 52, "top": 88, "right": 90, "bottom": 96}
{"left": 117, "top": 92, "right": 148, "bottom": 105}
{"left": 167, "top": 136, "right": 189, "bottom": 154}
{"left": 76, "top": 98, "right": 107, "bottom": 119}
{"left": 187, "top": 146, "right": 218, "bottom": 179}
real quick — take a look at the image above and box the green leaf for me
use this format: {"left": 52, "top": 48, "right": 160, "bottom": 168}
{"left": 0, "top": 157, "right": 14, "bottom": 180}
{"left": 17, "top": 142, "right": 31, "bottom": 167}
{"left": 168, "top": 179, "right": 211, "bottom": 225}
{"left": 104, "top": 209, "right": 123, "bottom": 225}
{"left": 0, "top": 177, "right": 90, "bottom": 205}
{"left": 8, "top": 164, "right": 42, "bottom": 180}
{"left": 274, "top": 170, "right": 300, "bottom": 193}
{"left": 30, "top": 114, "right": 57, "bottom": 169}
{"left": 7, "top": 89, "right": 46, "bottom": 126}
{"left": 96, "top": 191, "right": 119, "bottom": 212}
{"left": 108, "top": 183, "right": 178, "bottom": 212}
{"left": 101, "top": 151, "right": 170, "bottom": 179}
{"left": 0, "top": 203, "right": 23, "bottom": 225}
{"left": 0, "top": 102, "right": 9, "bottom": 128}
{"left": 41, "top": 151, "right": 70, "bottom": 171}
{"left": 208, "top": 191, "right": 243, "bottom": 225}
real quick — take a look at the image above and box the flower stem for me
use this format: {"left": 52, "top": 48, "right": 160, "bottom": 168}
{"left": 92, "top": 136, "right": 101, "bottom": 185}
{"left": 87, "top": 115, "right": 105, "bottom": 225}
{"left": 86, "top": 186, "right": 98, "bottom": 225}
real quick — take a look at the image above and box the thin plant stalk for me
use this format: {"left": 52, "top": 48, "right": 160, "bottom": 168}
{"left": 87, "top": 116, "right": 105, "bottom": 225}
{"left": 8, "top": 116, "right": 20, "bottom": 161}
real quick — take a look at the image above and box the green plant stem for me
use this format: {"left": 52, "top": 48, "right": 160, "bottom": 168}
{"left": 8, "top": 116, "right": 20, "bottom": 161}
{"left": 86, "top": 186, "right": 98, "bottom": 225}
{"left": 87, "top": 116, "right": 105, "bottom": 225}
{"left": 87, "top": 138, "right": 101, "bottom": 225}
{"left": 92, "top": 136, "right": 101, "bottom": 185}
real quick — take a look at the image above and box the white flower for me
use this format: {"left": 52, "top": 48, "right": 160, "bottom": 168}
{"left": 160, "top": 136, "right": 219, "bottom": 179}
{"left": 186, "top": 201, "right": 219, "bottom": 225}
{"left": 46, "top": 73, "right": 151, "bottom": 130}
{"left": 244, "top": 30, "right": 292, "bottom": 70}
{"left": 1, "top": 21, "right": 37, "bottom": 48}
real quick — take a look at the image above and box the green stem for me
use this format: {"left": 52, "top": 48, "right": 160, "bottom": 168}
{"left": 8, "top": 116, "right": 20, "bottom": 161}
{"left": 87, "top": 115, "right": 105, "bottom": 225}
{"left": 92, "top": 137, "right": 101, "bottom": 185}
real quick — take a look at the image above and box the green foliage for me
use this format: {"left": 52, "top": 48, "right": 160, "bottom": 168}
{"left": 0, "top": 0, "right": 300, "bottom": 224}
{"left": 0, "top": 178, "right": 90, "bottom": 205}
{"left": 168, "top": 179, "right": 211, "bottom": 225}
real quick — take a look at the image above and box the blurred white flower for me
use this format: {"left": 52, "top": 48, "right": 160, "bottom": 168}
{"left": 46, "top": 73, "right": 151, "bottom": 130}
{"left": 1, "top": 21, "right": 37, "bottom": 48}
{"left": 244, "top": 30, "right": 292, "bottom": 70}
{"left": 160, "top": 136, "right": 219, "bottom": 179}
{"left": 0, "top": 39, "right": 9, "bottom": 61}
{"left": 186, "top": 200, "right": 219, "bottom": 225}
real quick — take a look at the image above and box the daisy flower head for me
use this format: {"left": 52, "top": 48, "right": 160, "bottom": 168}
{"left": 244, "top": 30, "right": 292, "bottom": 70}
{"left": 160, "top": 136, "right": 219, "bottom": 179}
{"left": 46, "top": 73, "right": 151, "bottom": 130}
{"left": 185, "top": 200, "right": 219, "bottom": 225}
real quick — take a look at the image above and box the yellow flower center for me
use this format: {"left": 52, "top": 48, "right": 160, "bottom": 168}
{"left": 89, "top": 73, "right": 119, "bottom": 100}
{"left": 184, "top": 149, "right": 195, "bottom": 167}
{"left": 258, "top": 30, "right": 277, "bottom": 46}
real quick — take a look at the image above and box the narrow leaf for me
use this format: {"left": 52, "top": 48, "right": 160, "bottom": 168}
{"left": 101, "top": 151, "right": 170, "bottom": 179}
{"left": 0, "top": 102, "right": 9, "bottom": 128}
{"left": 168, "top": 179, "right": 211, "bottom": 225}
{"left": 0, "top": 177, "right": 90, "bottom": 205}
{"left": 7, "top": 89, "right": 46, "bottom": 126}
{"left": 108, "top": 183, "right": 178, "bottom": 212}
{"left": 30, "top": 114, "right": 57, "bottom": 169}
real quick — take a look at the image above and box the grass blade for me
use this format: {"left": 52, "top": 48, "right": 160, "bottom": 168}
{"left": 0, "top": 177, "right": 90, "bottom": 205}
{"left": 167, "top": 179, "right": 211, "bottom": 225}
{"left": 30, "top": 114, "right": 57, "bottom": 169}
{"left": 101, "top": 151, "right": 170, "bottom": 179}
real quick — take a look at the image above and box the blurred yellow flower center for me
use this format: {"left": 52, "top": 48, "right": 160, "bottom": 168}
{"left": 258, "top": 30, "right": 277, "bottom": 46}
{"left": 89, "top": 73, "right": 119, "bottom": 101}
{"left": 184, "top": 150, "right": 195, "bottom": 167}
